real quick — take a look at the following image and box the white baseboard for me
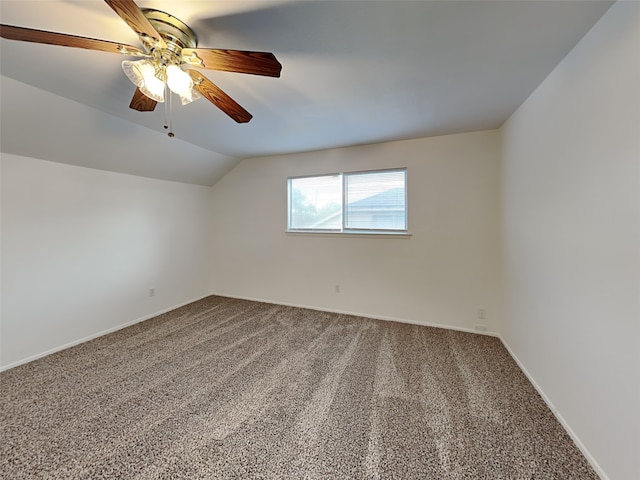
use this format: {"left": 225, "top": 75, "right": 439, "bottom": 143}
{"left": 0, "top": 294, "right": 211, "bottom": 372}
{"left": 1, "top": 293, "right": 496, "bottom": 373}
{"left": 212, "top": 292, "right": 499, "bottom": 338}
{"left": 499, "top": 338, "right": 608, "bottom": 480}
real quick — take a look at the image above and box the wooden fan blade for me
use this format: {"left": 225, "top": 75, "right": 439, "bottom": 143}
{"left": 0, "top": 24, "right": 145, "bottom": 56}
{"left": 104, "top": 0, "right": 166, "bottom": 49}
{"left": 129, "top": 88, "right": 157, "bottom": 112}
{"left": 188, "top": 70, "right": 253, "bottom": 123}
{"left": 182, "top": 48, "right": 282, "bottom": 77}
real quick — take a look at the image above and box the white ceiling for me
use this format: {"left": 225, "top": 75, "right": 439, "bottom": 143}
{"left": 0, "top": 0, "right": 613, "bottom": 186}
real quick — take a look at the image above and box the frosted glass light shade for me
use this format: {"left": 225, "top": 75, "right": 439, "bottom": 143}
{"left": 122, "top": 60, "right": 164, "bottom": 103}
{"left": 166, "top": 65, "right": 193, "bottom": 96}
{"left": 166, "top": 65, "right": 200, "bottom": 105}
{"left": 141, "top": 75, "right": 166, "bottom": 103}
{"left": 178, "top": 89, "right": 201, "bottom": 106}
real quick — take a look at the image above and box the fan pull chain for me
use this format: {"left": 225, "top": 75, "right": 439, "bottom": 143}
{"left": 163, "top": 84, "right": 174, "bottom": 138}
{"left": 163, "top": 84, "right": 168, "bottom": 130}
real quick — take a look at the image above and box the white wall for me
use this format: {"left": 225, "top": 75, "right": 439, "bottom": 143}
{"left": 0, "top": 154, "right": 212, "bottom": 368}
{"left": 209, "top": 130, "right": 502, "bottom": 333}
{"left": 500, "top": 2, "right": 640, "bottom": 479}
{"left": 2, "top": 4, "right": 635, "bottom": 478}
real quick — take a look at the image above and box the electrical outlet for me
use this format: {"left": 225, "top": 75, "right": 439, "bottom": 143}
{"left": 149, "top": 288, "right": 155, "bottom": 297}
{"left": 475, "top": 325, "right": 487, "bottom": 332}
{"left": 335, "top": 284, "right": 340, "bottom": 293}
{"left": 477, "top": 308, "right": 487, "bottom": 320}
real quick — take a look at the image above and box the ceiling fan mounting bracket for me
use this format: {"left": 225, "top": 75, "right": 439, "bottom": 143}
{"left": 141, "top": 9, "right": 197, "bottom": 58}
{"left": 181, "top": 51, "right": 204, "bottom": 68}
{"left": 117, "top": 44, "right": 147, "bottom": 57}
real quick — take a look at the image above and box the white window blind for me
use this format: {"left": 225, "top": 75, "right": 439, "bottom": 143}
{"left": 344, "top": 170, "right": 407, "bottom": 231}
{"left": 288, "top": 168, "right": 407, "bottom": 234}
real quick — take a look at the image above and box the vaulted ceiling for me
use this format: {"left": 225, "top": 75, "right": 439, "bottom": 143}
{"left": 0, "top": 0, "right": 614, "bottom": 185}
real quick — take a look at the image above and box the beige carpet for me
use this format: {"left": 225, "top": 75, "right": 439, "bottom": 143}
{"left": 1, "top": 296, "right": 598, "bottom": 479}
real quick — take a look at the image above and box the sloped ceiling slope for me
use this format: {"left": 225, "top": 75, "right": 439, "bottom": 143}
{"left": 0, "top": 0, "right": 613, "bottom": 186}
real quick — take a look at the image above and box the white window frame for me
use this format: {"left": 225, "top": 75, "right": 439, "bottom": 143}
{"left": 287, "top": 168, "right": 409, "bottom": 236}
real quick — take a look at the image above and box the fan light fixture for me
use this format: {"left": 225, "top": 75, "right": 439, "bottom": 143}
{"left": 121, "top": 59, "right": 165, "bottom": 102}
{"left": 119, "top": 9, "right": 202, "bottom": 110}
{"left": 166, "top": 64, "right": 201, "bottom": 105}
{"left": 122, "top": 59, "right": 200, "bottom": 105}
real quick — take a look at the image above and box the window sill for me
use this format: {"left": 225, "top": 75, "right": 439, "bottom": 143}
{"left": 286, "top": 230, "right": 412, "bottom": 238}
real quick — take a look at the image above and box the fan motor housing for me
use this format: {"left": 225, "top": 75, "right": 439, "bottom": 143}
{"left": 142, "top": 9, "right": 197, "bottom": 56}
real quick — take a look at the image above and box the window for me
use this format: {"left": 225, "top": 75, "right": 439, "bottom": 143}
{"left": 287, "top": 168, "right": 407, "bottom": 234}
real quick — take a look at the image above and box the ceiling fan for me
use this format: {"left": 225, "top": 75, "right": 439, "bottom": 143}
{"left": 0, "top": 0, "right": 282, "bottom": 134}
